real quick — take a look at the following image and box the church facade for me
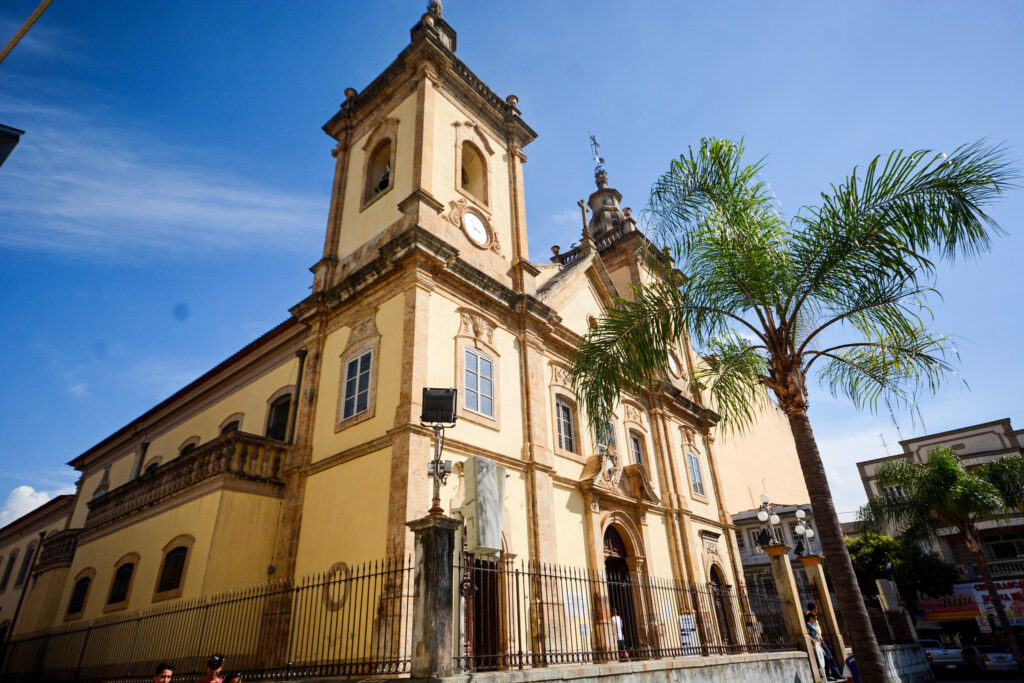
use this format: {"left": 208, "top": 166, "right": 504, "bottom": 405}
{"left": 6, "top": 4, "right": 806, "bottom": 648}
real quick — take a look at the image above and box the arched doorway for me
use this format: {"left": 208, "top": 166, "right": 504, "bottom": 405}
{"left": 603, "top": 526, "right": 640, "bottom": 659}
{"left": 708, "top": 565, "right": 735, "bottom": 650}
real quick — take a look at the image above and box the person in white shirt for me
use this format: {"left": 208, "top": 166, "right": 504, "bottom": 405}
{"left": 611, "top": 607, "right": 628, "bottom": 660}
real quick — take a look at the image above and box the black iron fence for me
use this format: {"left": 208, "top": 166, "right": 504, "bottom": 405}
{"left": 0, "top": 557, "right": 413, "bottom": 682}
{"left": 453, "top": 556, "right": 796, "bottom": 672}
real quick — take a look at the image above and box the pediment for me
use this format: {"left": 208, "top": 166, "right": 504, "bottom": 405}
{"left": 579, "top": 449, "right": 659, "bottom": 505}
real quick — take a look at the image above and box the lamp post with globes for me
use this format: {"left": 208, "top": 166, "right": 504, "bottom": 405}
{"left": 793, "top": 509, "right": 816, "bottom": 556}
{"left": 755, "top": 493, "right": 782, "bottom": 545}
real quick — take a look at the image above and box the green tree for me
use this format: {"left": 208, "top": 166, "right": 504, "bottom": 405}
{"left": 845, "top": 532, "right": 958, "bottom": 604}
{"left": 567, "top": 138, "right": 1014, "bottom": 683}
{"left": 861, "top": 448, "right": 1024, "bottom": 667}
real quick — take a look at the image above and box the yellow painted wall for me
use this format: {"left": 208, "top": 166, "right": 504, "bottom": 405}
{"left": 294, "top": 448, "right": 392, "bottom": 575}
{"left": 551, "top": 487, "right": 588, "bottom": 567}
{"left": 0, "top": 516, "right": 67, "bottom": 628}
{"left": 203, "top": 490, "right": 281, "bottom": 594}
{"left": 310, "top": 293, "right": 404, "bottom": 463}
{"left": 644, "top": 513, "right": 674, "bottom": 578}
{"left": 713, "top": 398, "right": 807, "bottom": 514}
{"left": 337, "top": 93, "right": 416, "bottom": 262}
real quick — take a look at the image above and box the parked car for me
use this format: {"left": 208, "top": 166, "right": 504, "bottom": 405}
{"left": 963, "top": 645, "right": 1019, "bottom": 673}
{"left": 920, "top": 638, "right": 964, "bottom": 670}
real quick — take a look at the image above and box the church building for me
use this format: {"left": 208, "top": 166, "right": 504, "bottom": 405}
{"left": 4, "top": 4, "right": 807, "bottom": 668}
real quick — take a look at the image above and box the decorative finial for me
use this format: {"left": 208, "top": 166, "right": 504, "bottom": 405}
{"left": 427, "top": 0, "right": 443, "bottom": 18}
{"left": 589, "top": 133, "right": 608, "bottom": 188}
{"left": 344, "top": 87, "right": 357, "bottom": 100}
{"left": 506, "top": 94, "right": 519, "bottom": 108}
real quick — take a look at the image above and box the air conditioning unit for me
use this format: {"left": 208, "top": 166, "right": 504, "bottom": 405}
{"left": 462, "top": 456, "right": 505, "bottom": 557}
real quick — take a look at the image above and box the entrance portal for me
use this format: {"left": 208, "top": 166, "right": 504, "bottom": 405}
{"left": 603, "top": 526, "right": 640, "bottom": 658}
{"left": 708, "top": 565, "right": 735, "bottom": 651}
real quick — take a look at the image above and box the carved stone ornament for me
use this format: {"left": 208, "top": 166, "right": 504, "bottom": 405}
{"left": 579, "top": 451, "right": 660, "bottom": 505}
{"left": 624, "top": 402, "right": 643, "bottom": 424}
{"left": 443, "top": 199, "right": 502, "bottom": 254}
{"left": 457, "top": 307, "right": 495, "bottom": 345}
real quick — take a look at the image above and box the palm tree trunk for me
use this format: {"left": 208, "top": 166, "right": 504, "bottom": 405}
{"left": 787, "top": 410, "right": 888, "bottom": 683}
{"left": 969, "top": 543, "right": 1024, "bottom": 668}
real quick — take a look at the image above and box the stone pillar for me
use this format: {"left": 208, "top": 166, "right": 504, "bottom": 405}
{"left": 765, "top": 544, "right": 819, "bottom": 682}
{"left": 799, "top": 554, "right": 846, "bottom": 668}
{"left": 407, "top": 514, "right": 460, "bottom": 679}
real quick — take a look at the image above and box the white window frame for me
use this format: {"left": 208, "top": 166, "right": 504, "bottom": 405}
{"left": 629, "top": 432, "right": 645, "bottom": 466}
{"left": 463, "top": 347, "right": 495, "bottom": 419}
{"left": 341, "top": 348, "right": 374, "bottom": 421}
{"left": 686, "top": 450, "right": 706, "bottom": 497}
{"left": 555, "top": 397, "right": 576, "bottom": 453}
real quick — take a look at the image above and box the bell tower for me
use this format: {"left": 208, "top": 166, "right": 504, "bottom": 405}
{"left": 313, "top": 2, "right": 538, "bottom": 294}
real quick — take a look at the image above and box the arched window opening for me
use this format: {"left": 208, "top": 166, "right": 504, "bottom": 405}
{"left": 67, "top": 576, "right": 91, "bottom": 615}
{"left": 265, "top": 394, "right": 291, "bottom": 441}
{"left": 220, "top": 420, "right": 240, "bottom": 435}
{"left": 0, "top": 551, "right": 18, "bottom": 590}
{"left": 14, "top": 543, "right": 37, "bottom": 587}
{"left": 158, "top": 547, "right": 188, "bottom": 593}
{"left": 179, "top": 443, "right": 197, "bottom": 457}
{"left": 107, "top": 563, "right": 135, "bottom": 605}
{"left": 143, "top": 459, "right": 161, "bottom": 476}
{"left": 365, "top": 140, "right": 392, "bottom": 202}
{"left": 460, "top": 141, "right": 486, "bottom": 203}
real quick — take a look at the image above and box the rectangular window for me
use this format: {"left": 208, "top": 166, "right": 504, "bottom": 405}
{"left": 629, "top": 433, "right": 644, "bottom": 465}
{"left": 342, "top": 349, "right": 373, "bottom": 420}
{"left": 464, "top": 348, "right": 494, "bottom": 418}
{"left": 735, "top": 529, "right": 746, "bottom": 552}
{"left": 686, "top": 450, "right": 705, "bottom": 496}
{"left": 555, "top": 398, "right": 575, "bottom": 452}
{"left": 596, "top": 421, "right": 616, "bottom": 452}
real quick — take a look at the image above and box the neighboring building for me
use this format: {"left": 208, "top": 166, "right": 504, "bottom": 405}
{"left": 731, "top": 503, "right": 820, "bottom": 593}
{"left": 857, "top": 418, "right": 1024, "bottom": 640}
{"left": 3, "top": 5, "right": 806, "bottom": 672}
{"left": 0, "top": 495, "right": 73, "bottom": 641}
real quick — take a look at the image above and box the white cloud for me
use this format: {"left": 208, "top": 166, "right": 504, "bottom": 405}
{"left": 549, "top": 208, "right": 581, "bottom": 229}
{"left": 68, "top": 382, "right": 90, "bottom": 399}
{"left": 0, "top": 84, "right": 325, "bottom": 258}
{"left": 0, "top": 484, "right": 74, "bottom": 527}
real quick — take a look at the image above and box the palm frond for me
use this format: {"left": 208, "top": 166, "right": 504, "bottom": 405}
{"left": 693, "top": 332, "right": 770, "bottom": 433}
{"left": 810, "top": 326, "right": 960, "bottom": 414}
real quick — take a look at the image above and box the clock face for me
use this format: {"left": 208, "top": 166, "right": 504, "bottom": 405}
{"left": 463, "top": 212, "right": 489, "bottom": 247}
{"left": 668, "top": 353, "right": 681, "bottom": 378}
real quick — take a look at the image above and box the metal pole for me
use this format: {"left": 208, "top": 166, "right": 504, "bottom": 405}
{"left": 0, "top": 0, "right": 54, "bottom": 65}
{"left": 429, "top": 425, "right": 444, "bottom": 516}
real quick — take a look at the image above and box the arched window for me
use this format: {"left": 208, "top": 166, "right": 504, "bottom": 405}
{"left": 179, "top": 443, "right": 196, "bottom": 457}
{"left": 154, "top": 535, "right": 194, "bottom": 601}
{"left": 265, "top": 394, "right": 291, "bottom": 441}
{"left": 364, "top": 139, "right": 392, "bottom": 204}
{"left": 220, "top": 420, "right": 240, "bottom": 435}
{"left": 66, "top": 570, "right": 94, "bottom": 617}
{"left": 14, "top": 542, "right": 37, "bottom": 587}
{"left": 143, "top": 458, "right": 162, "bottom": 476}
{"left": 0, "top": 550, "right": 18, "bottom": 590}
{"left": 107, "top": 561, "right": 135, "bottom": 607}
{"left": 460, "top": 141, "right": 486, "bottom": 203}
{"left": 158, "top": 548, "right": 187, "bottom": 593}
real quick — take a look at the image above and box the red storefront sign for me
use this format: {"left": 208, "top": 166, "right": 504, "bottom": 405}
{"left": 919, "top": 585, "right": 981, "bottom": 621}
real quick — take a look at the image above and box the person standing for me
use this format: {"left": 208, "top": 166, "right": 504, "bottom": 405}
{"left": 196, "top": 654, "right": 224, "bottom": 683}
{"left": 611, "top": 607, "right": 628, "bottom": 661}
{"left": 807, "top": 602, "right": 845, "bottom": 680}
{"left": 153, "top": 662, "right": 174, "bottom": 683}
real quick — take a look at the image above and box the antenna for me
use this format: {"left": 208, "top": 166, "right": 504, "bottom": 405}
{"left": 879, "top": 433, "right": 889, "bottom": 455}
{"left": 884, "top": 396, "right": 904, "bottom": 440}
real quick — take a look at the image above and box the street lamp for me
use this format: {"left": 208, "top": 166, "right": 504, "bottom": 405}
{"left": 420, "top": 387, "right": 457, "bottom": 516}
{"left": 793, "top": 509, "right": 815, "bottom": 556}
{"left": 756, "top": 494, "right": 781, "bottom": 546}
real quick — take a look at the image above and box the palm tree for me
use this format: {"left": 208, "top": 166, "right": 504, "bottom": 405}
{"left": 566, "top": 138, "right": 1014, "bottom": 683}
{"left": 861, "top": 448, "right": 1024, "bottom": 667}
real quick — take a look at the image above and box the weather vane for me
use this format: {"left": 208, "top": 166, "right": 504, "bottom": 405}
{"left": 589, "top": 132, "right": 605, "bottom": 173}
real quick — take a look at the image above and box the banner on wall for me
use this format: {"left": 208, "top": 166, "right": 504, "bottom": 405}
{"left": 919, "top": 585, "right": 981, "bottom": 621}
{"left": 919, "top": 579, "right": 1024, "bottom": 625}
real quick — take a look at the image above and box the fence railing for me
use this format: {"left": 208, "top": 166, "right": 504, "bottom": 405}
{"left": 1, "top": 557, "right": 413, "bottom": 682}
{"left": 453, "top": 556, "right": 796, "bottom": 673}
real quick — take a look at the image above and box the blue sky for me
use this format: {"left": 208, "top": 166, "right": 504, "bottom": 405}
{"left": 1, "top": 1, "right": 1022, "bottom": 524}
